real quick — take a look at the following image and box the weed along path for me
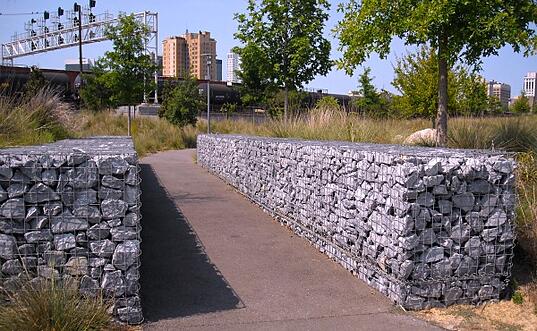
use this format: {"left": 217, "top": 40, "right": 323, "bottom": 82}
{"left": 139, "top": 149, "right": 440, "bottom": 331}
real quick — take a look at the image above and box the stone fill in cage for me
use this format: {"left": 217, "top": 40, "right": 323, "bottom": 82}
{"left": 0, "top": 137, "right": 142, "bottom": 324}
{"left": 197, "top": 134, "right": 516, "bottom": 309}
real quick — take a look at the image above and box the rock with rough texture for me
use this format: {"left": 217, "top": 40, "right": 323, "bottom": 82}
{"left": 112, "top": 240, "right": 140, "bottom": 270}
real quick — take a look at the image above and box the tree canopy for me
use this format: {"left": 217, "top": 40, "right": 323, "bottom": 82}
{"left": 159, "top": 76, "right": 204, "bottom": 127}
{"left": 336, "top": 0, "right": 537, "bottom": 145}
{"left": 234, "top": 0, "right": 332, "bottom": 119}
{"left": 86, "top": 14, "right": 157, "bottom": 107}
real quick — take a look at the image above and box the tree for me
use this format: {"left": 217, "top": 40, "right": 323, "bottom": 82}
{"left": 487, "top": 96, "right": 503, "bottom": 114}
{"left": 392, "top": 47, "right": 458, "bottom": 121}
{"left": 354, "top": 67, "right": 389, "bottom": 117}
{"left": 336, "top": 0, "right": 537, "bottom": 146}
{"left": 79, "top": 64, "right": 113, "bottom": 111}
{"left": 452, "top": 68, "right": 488, "bottom": 117}
{"left": 93, "top": 14, "right": 157, "bottom": 108}
{"left": 24, "top": 66, "right": 47, "bottom": 98}
{"left": 235, "top": 0, "right": 332, "bottom": 120}
{"left": 233, "top": 44, "right": 275, "bottom": 107}
{"left": 160, "top": 76, "right": 204, "bottom": 127}
{"left": 511, "top": 94, "right": 531, "bottom": 113}
{"left": 316, "top": 96, "right": 339, "bottom": 109}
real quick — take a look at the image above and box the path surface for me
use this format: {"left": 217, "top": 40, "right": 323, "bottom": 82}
{"left": 139, "top": 149, "right": 441, "bottom": 331}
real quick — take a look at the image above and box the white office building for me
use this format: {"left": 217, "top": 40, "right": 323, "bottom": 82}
{"left": 227, "top": 52, "right": 241, "bottom": 84}
{"left": 523, "top": 72, "right": 536, "bottom": 97}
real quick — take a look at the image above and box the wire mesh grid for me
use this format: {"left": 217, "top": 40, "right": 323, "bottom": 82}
{"left": 198, "top": 134, "right": 516, "bottom": 310}
{"left": 0, "top": 137, "right": 143, "bottom": 324}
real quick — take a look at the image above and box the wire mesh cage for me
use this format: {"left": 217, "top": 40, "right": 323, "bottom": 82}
{"left": 0, "top": 136, "right": 142, "bottom": 324}
{"left": 197, "top": 134, "right": 516, "bottom": 310}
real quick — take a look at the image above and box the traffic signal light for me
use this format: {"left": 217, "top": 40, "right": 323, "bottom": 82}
{"left": 89, "top": 0, "right": 96, "bottom": 8}
{"left": 58, "top": 7, "right": 64, "bottom": 16}
{"left": 89, "top": 13, "right": 95, "bottom": 23}
{"left": 74, "top": 3, "right": 80, "bottom": 12}
{"left": 30, "top": 18, "right": 36, "bottom": 24}
{"left": 44, "top": 11, "right": 49, "bottom": 20}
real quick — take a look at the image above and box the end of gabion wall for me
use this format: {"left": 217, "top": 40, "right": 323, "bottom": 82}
{"left": 0, "top": 137, "right": 142, "bottom": 324}
{"left": 197, "top": 134, "right": 516, "bottom": 310}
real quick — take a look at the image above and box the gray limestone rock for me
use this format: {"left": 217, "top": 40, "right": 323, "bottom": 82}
{"left": 102, "top": 175, "right": 124, "bottom": 189}
{"left": 452, "top": 193, "right": 475, "bottom": 212}
{"left": 101, "top": 270, "right": 125, "bottom": 297}
{"left": 87, "top": 223, "right": 111, "bottom": 240}
{"left": 54, "top": 233, "right": 76, "bottom": 250}
{"left": 0, "top": 198, "right": 25, "bottom": 219}
{"left": 51, "top": 211, "right": 88, "bottom": 233}
{"left": 1, "top": 259, "right": 23, "bottom": 275}
{"left": 24, "top": 230, "right": 53, "bottom": 243}
{"left": 110, "top": 227, "right": 138, "bottom": 241}
{"left": 90, "top": 239, "right": 116, "bottom": 258}
{"left": 101, "top": 199, "right": 128, "bottom": 219}
{"left": 112, "top": 240, "right": 140, "bottom": 270}
{"left": 65, "top": 256, "right": 88, "bottom": 276}
{"left": 24, "top": 183, "right": 60, "bottom": 203}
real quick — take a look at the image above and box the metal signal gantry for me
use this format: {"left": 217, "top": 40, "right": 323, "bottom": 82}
{"left": 1, "top": 8, "right": 159, "bottom": 102}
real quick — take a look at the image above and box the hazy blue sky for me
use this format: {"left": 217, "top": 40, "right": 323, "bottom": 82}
{"left": 1, "top": 0, "right": 535, "bottom": 95}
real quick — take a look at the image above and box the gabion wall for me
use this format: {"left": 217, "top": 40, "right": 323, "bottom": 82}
{"left": 0, "top": 137, "right": 142, "bottom": 323}
{"left": 197, "top": 134, "right": 516, "bottom": 310}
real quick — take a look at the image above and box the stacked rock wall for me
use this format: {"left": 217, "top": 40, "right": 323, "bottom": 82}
{"left": 0, "top": 137, "right": 142, "bottom": 323}
{"left": 197, "top": 134, "right": 516, "bottom": 309}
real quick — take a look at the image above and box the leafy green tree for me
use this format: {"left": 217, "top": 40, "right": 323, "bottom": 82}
{"left": 221, "top": 102, "right": 238, "bottom": 120}
{"left": 24, "top": 66, "right": 47, "bottom": 98}
{"left": 315, "top": 96, "right": 339, "bottom": 109}
{"left": 453, "top": 68, "right": 488, "bottom": 117}
{"left": 511, "top": 94, "right": 531, "bottom": 113}
{"left": 233, "top": 44, "right": 275, "bottom": 107}
{"left": 80, "top": 64, "right": 113, "bottom": 111}
{"left": 487, "top": 96, "right": 503, "bottom": 114}
{"left": 336, "top": 0, "right": 537, "bottom": 146}
{"left": 392, "top": 47, "right": 457, "bottom": 121}
{"left": 353, "top": 67, "right": 391, "bottom": 117}
{"left": 235, "top": 0, "right": 332, "bottom": 120}
{"left": 94, "top": 14, "right": 157, "bottom": 108}
{"left": 160, "top": 76, "right": 204, "bottom": 127}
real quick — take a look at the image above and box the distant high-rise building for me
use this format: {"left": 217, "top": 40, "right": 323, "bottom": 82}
{"left": 216, "top": 59, "right": 222, "bottom": 81}
{"left": 523, "top": 72, "right": 536, "bottom": 97}
{"left": 65, "top": 58, "right": 92, "bottom": 72}
{"left": 227, "top": 52, "right": 241, "bottom": 83}
{"left": 486, "top": 80, "right": 511, "bottom": 108}
{"left": 162, "top": 31, "right": 217, "bottom": 80}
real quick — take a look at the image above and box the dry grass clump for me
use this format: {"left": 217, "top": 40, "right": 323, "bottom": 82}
{"left": 0, "top": 88, "right": 75, "bottom": 147}
{"left": 77, "top": 111, "right": 197, "bottom": 157}
{"left": 0, "top": 278, "right": 111, "bottom": 331}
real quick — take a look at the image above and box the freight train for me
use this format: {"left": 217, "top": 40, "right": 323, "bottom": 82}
{"left": 0, "top": 65, "right": 353, "bottom": 110}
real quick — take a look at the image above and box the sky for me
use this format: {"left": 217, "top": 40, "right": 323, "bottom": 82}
{"left": 0, "top": 0, "right": 536, "bottom": 95}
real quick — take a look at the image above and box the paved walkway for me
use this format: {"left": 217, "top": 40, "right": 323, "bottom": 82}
{"left": 139, "top": 149, "right": 440, "bottom": 331}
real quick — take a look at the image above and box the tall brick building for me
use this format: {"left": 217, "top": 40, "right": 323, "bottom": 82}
{"left": 162, "top": 31, "right": 217, "bottom": 80}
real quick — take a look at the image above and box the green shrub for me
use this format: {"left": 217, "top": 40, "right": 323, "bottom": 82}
{"left": 512, "top": 291, "right": 524, "bottom": 305}
{"left": 0, "top": 278, "right": 111, "bottom": 331}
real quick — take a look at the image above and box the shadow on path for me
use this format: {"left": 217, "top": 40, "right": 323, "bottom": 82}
{"left": 139, "top": 164, "right": 243, "bottom": 322}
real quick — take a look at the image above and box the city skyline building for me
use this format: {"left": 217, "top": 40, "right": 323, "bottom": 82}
{"left": 226, "top": 51, "right": 241, "bottom": 84}
{"left": 486, "top": 80, "right": 511, "bottom": 109}
{"left": 216, "top": 59, "right": 222, "bottom": 81}
{"left": 523, "top": 72, "right": 536, "bottom": 97}
{"left": 162, "top": 30, "right": 217, "bottom": 80}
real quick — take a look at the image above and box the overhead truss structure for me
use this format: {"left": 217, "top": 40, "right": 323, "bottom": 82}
{"left": 1, "top": 9, "right": 159, "bottom": 102}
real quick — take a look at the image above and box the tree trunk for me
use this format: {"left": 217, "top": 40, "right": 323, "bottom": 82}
{"left": 435, "top": 35, "right": 449, "bottom": 147}
{"left": 284, "top": 85, "right": 289, "bottom": 121}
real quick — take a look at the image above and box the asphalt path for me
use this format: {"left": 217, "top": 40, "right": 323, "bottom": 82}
{"left": 139, "top": 149, "right": 441, "bottom": 330}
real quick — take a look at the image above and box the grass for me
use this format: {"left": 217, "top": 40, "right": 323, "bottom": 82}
{"left": 0, "top": 278, "right": 111, "bottom": 331}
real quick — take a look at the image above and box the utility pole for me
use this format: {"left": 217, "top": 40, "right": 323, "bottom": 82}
{"left": 74, "top": 3, "right": 83, "bottom": 78}
{"left": 202, "top": 53, "right": 212, "bottom": 134}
